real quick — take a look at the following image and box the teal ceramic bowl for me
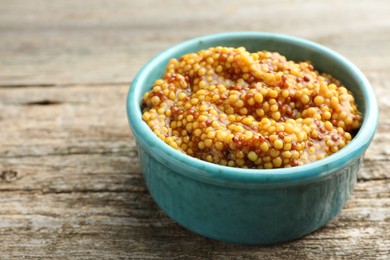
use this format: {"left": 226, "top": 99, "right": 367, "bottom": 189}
{"left": 127, "top": 32, "right": 378, "bottom": 244}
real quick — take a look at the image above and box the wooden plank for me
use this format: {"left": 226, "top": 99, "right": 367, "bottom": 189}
{"left": 0, "top": 81, "right": 387, "bottom": 163}
{"left": 0, "top": 180, "right": 389, "bottom": 259}
{"left": 0, "top": 0, "right": 389, "bottom": 86}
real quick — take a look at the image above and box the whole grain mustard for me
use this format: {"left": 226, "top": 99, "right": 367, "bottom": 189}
{"left": 141, "top": 47, "right": 361, "bottom": 169}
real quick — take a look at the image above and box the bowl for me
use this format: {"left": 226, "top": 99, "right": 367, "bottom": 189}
{"left": 126, "top": 32, "right": 378, "bottom": 244}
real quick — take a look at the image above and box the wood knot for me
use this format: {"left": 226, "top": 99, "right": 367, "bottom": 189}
{"left": 0, "top": 170, "right": 18, "bottom": 182}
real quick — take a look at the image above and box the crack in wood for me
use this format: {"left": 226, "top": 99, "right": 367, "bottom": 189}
{"left": 0, "top": 82, "right": 130, "bottom": 89}
{"left": 23, "top": 100, "right": 63, "bottom": 106}
{"left": 0, "top": 188, "right": 146, "bottom": 194}
{"left": 0, "top": 151, "right": 136, "bottom": 159}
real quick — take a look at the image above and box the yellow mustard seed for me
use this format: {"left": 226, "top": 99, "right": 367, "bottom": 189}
{"left": 274, "top": 139, "right": 284, "bottom": 150}
{"left": 248, "top": 151, "right": 259, "bottom": 162}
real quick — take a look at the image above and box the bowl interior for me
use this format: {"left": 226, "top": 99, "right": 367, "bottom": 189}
{"left": 128, "top": 32, "right": 378, "bottom": 186}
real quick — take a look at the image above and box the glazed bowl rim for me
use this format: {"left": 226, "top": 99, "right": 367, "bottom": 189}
{"left": 127, "top": 31, "right": 378, "bottom": 186}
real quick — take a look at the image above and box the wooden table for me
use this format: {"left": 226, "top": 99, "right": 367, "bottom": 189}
{"left": 1, "top": 0, "right": 389, "bottom": 258}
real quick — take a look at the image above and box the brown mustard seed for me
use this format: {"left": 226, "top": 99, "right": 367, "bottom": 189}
{"left": 141, "top": 47, "right": 362, "bottom": 169}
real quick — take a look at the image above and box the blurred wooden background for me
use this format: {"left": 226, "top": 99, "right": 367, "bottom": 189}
{"left": 0, "top": 0, "right": 389, "bottom": 259}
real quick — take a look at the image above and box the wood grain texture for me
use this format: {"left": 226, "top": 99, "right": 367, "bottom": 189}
{"left": 0, "top": 0, "right": 389, "bottom": 259}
